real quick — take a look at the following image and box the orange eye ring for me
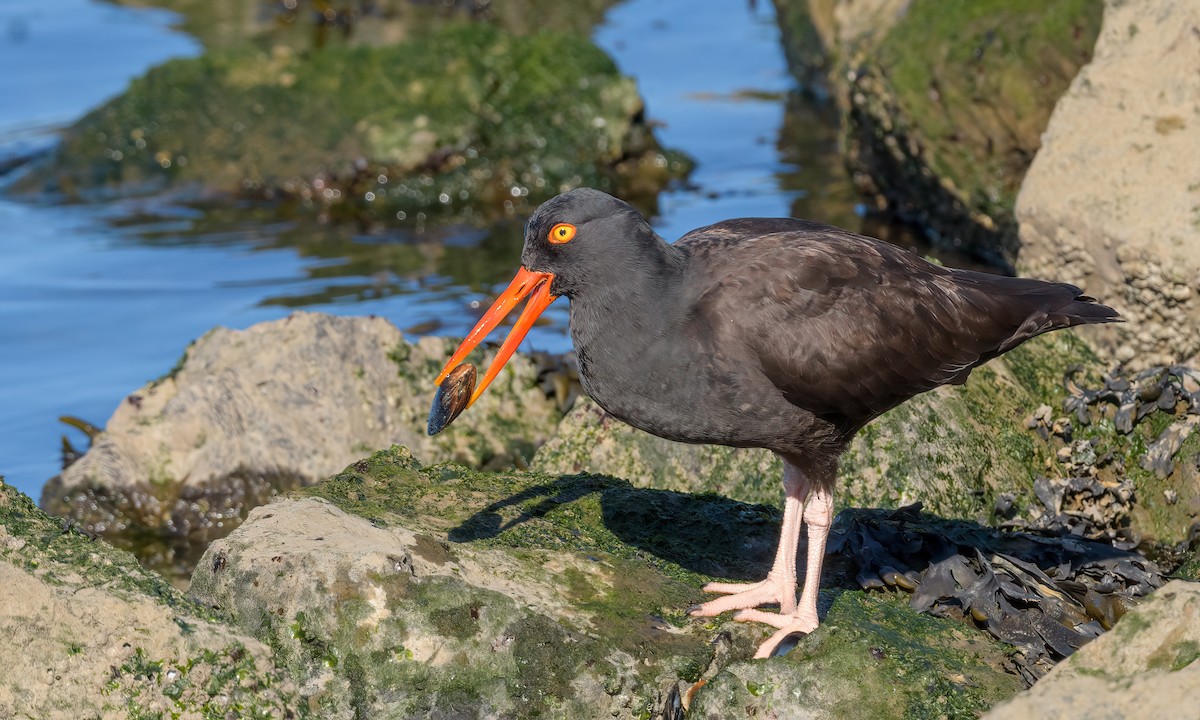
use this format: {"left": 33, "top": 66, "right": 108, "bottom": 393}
{"left": 548, "top": 223, "right": 576, "bottom": 244}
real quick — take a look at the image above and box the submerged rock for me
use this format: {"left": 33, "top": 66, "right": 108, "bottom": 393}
{"left": 1016, "top": 0, "right": 1200, "bottom": 369}
{"left": 982, "top": 579, "right": 1200, "bottom": 720}
{"left": 18, "top": 23, "right": 686, "bottom": 222}
{"left": 40, "top": 312, "right": 560, "bottom": 575}
{"left": 188, "top": 446, "right": 1029, "bottom": 718}
{"left": 0, "top": 477, "right": 298, "bottom": 718}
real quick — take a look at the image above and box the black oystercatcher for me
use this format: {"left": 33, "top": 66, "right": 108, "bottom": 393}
{"left": 431, "top": 188, "right": 1120, "bottom": 658}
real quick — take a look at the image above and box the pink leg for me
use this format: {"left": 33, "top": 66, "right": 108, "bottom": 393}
{"left": 689, "top": 461, "right": 809, "bottom": 618}
{"left": 737, "top": 487, "right": 834, "bottom": 658}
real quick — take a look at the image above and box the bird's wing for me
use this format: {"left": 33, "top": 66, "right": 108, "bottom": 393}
{"left": 675, "top": 219, "right": 1082, "bottom": 425}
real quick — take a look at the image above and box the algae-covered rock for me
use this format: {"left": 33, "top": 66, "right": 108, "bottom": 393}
{"left": 689, "top": 591, "right": 1023, "bottom": 719}
{"left": 40, "top": 312, "right": 560, "bottom": 572}
{"left": 774, "top": 0, "right": 1103, "bottom": 267}
{"left": 20, "top": 23, "right": 685, "bottom": 221}
{"left": 188, "top": 446, "right": 1028, "bottom": 718}
{"left": 1016, "top": 0, "right": 1200, "bottom": 369}
{"left": 982, "top": 579, "right": 1200, "bottom": 720}
{"left": 0, "top": 477, "right": 298, "bottom": 718}
{"left": 188, "top": 447, "right": 763, "bottom": 718}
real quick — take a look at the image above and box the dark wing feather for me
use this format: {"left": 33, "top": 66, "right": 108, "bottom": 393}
{"left": 676, "top": 219, "right": 1118, "bottom": 430}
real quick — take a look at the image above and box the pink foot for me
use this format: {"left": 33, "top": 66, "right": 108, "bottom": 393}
{"left": 734, "top": 608, "right": 820, "bottom": 659}
{"left": 688, "top": 573, "right": 796, "bottom": 617}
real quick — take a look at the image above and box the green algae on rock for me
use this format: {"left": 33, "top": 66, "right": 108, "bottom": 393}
{"left": 689, "top": 591, "right": 1023, "bottom": 719}
{"left": 773, "top": 0, "right": 1103, "bottom": 267}
{"left": 21, "top": 23, "right": 687, "bottom": 222}
{"left": 188, "top": 447, "right": 1034, "bottom": 718}
{"left": 188, "top": 448, "right": 753, "bottom": 718}
{"left": 0, "top": 477, "right": 299, "bottom": 718}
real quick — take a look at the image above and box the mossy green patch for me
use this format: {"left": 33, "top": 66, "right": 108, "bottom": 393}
{"left": 102, "top": 644, "right": 297, "bottom": 718}
{"left": 773, "top": 0, "right": 1102, "bottom": 264}
{"left": 25, "top": 23, "right": 685, "bottom": 223}
{"left": 302, "top": 446, "right": 780, "bottom": 590}
{"left": 0, "top": 480, "right": 187, "bottom": 607}
{"left": 691, "top": 591, "right": 1022, "bottom": 718}
{"left": 880, "top": 0, "right": 1102, "bottom": 216}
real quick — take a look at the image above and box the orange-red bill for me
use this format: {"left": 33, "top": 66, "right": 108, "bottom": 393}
{"left": 434, "top": 266, "right": 558, "bottom": 410}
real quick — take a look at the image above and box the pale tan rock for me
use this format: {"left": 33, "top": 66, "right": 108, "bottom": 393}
{"left": 1017, "top": 0, "right": 1200, "bottom": 368}
{"left": 41, "top": 311, "right": 559, "bottom": 537}
{"left": 0, "top": 482, "right": 296, "bottom": 718}
{"left": 832, "top": 0, "right": 911, "bottom": 46}
{"left": 983, "top": 579, "right": 1200, "bottom": 720}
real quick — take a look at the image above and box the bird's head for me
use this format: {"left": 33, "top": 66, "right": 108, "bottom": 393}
{"left": 428, "top": 189, "right": 651, "bottom": 434}
{"left": 520, "top": 188, "right": 652, "bottom": 298}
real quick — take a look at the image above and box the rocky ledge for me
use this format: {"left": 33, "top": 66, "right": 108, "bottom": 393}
{"left": 40, "top": 312, "right": 562, "bottom": 577}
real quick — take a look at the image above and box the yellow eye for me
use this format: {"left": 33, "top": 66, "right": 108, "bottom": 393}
{"left": 548, "top": 223, "right": 576, "bottom": 244}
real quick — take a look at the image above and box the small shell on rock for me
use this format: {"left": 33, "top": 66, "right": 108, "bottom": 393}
{"left": 427, "top": 363, "right": 477, "bottom": 436}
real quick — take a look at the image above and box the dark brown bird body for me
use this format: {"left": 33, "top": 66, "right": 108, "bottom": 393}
{"left": 434, "top": 188, "right": 1119, "bottom": 658}
{"left": 556, "top": 209, "right": 1116, "bottom": 489}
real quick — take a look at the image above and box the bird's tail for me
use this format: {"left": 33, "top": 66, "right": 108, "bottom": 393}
{"left": 1051, "top": 292, "right": 1122, "bottom": 328}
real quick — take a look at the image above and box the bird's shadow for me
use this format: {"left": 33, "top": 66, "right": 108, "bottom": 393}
{"left": 446, "top": 474, "right": 1154, "bottom": 595}
{"left": 447, "top": 474, "right": 782, "bottom": 581}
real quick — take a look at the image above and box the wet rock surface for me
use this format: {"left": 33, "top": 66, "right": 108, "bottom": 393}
{"left": 982, "top": 579, "right": 1200, "bottom": 720}
{"left": 1016, "top": 0, "right": 1200, "bottom": 369}
{"left": 40, "top": 312, "right": 560, "bottom": 577}
{"left": 0, "top": 477, "right": 297, "bottom": 719}
{"left": 18, "top": 21, "right": 685, "bottom": 222}
{"left": 189, "top": 447, "right": 761, "bottom": 718}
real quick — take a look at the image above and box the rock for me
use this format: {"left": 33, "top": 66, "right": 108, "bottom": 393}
{"left": 40, "top": 312, "right": 560, "bottom": 567}
{"left": 1016, "top": 0, "right": 1200, "bottom": 369}
{"left": 17, "top": 23, "right": 686, "bottom": 223}
{"left": 0, "top": 477, "right": 298, "bottom": 718}
{"left": 688, "top": 591, "right": 1023, "bottom": 718}
{"left": 188, "top": 447, "right": 756, "bottom": 718}
{"left": 187, "top": 446, "right": 1027, "bottom": 718}
{"left": 982, "top": 579, "right": 1200, "bottom": 720}
{"left": 773, "top": 0, "right": 1103, "bottom": 267}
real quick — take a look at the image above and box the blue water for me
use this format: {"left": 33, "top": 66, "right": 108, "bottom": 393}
{"left": 0, "top": 0, "right": 825, "bottom": 499}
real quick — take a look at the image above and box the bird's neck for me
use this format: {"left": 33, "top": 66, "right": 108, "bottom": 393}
{"left": 567, "top": 237, "right": 689, "bottom": 357}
